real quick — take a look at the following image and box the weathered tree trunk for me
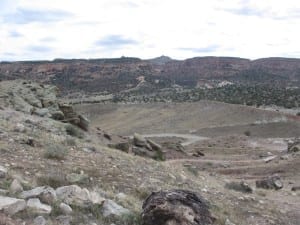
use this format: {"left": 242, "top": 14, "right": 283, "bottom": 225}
{"left": 142, "top": 189, "right": 215, "bottom": 225}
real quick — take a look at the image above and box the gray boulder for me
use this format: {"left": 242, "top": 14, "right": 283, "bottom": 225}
{"left": 0, "top": 196, "right": 26, "bottom": 215}
{"left": 10, "top": 179, "right": 23, "bottom": 194}
{"left": 60, "top": 202, "right": 73, "bottom": 215}
{"left": 27, "top": 198, "right": 52, "bottom": 215}
{"left": 34, "top": 216, "right": 47, "bottom": 225}
{"left": 147, "top": 139, "right": 162, "bottom": 151}
{"left": 19, "top": 186, "right": 57, "bottom": 204}
{"left": 101, "top": 199, "right": 130, "bottom": 217}
{"left": 34, "top": 108, "right": 50, "bottom": 117}
{"left": 56, "top": 185, "right": 105, "bottom": 207}
{"left": 59, "top": 104, "right": 89, "bottom": 131}
{"left": 133, "top": 133, "right": 150, "bottom": 148}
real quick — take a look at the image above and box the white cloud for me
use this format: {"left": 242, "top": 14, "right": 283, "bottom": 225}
{"left": 0, "top": 0, "right": 299, "bottom": 61}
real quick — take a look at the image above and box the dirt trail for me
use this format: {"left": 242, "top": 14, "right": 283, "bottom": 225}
{"left": 141, "top": 133, "right": 209, "bottom": 146}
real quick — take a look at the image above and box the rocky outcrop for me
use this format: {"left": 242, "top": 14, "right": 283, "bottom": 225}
{"left": 142, "top": 189, "right": 215, "bottom": 225}
{"left": 59, "top": 104, "right": 89, "bottom": 131}
{"left": 107, "top": 133, "right": 165, "bottom": 160}
{"left": 133, "top": 133, "right": 150, "bottom": 148}
{"left": 132, "top": 133, "right": 165, "bottom": 161}
{"left": 0, "top": 80, "right": 89, "bottom": 131}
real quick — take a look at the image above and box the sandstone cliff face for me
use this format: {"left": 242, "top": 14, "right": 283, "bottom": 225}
{"left": 0, "top": 57, "right": 299, "bottom": 93}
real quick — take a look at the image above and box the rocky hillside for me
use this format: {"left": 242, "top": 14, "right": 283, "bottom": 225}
{"left": 0, "top": 80, "right": 299, "bottom": 224}
{"left": 1, "top": 57, "right": 300, "bottom": 94}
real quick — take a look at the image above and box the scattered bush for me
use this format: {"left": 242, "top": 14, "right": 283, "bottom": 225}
{"left": 244, "top": 130, "right": 251, "bottom": 136}
{"left": 186, "top": 166, "right": 199, "bottom": 176}
{"left": 64, "top": 137, "right": 77, "bottom": 146}
{"left": 37, "top": 169, "right": 68, "bottom": 188}
{"left": 118, "top": 213, "right": 143, "bottom": 225}
{"left": 65, "top": 124, "right": 84, "bottom": 138}
{"left": 44, "top": 144, "right": 68, "bottom": 160}
{"left": 225, "top": 181, "right": 253, "bottom": 193}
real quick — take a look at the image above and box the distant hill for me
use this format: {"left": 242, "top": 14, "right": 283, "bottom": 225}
{"left": 147, "top": 55, "right": 173, "bottom": 65}
{"left": 0, "top": 56, "right": 300, "bottom": 94}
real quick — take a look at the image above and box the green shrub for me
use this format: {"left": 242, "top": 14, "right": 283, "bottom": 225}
{"left": 65, "top": 124, "right": 84, "bottom": 138}
{"left": 44, "top": 144, "right": 68, "bottom": 160}
{"left": 37, "top": 169, "right": 68, "bottom": 188}
{"left": 64, "top": 137, "right": 77, "bottom": 146}
{"left": 118, "top": 213, "right": 143, "bottom": 225}
{"left": 244, "top": 130, "right": 251, "bottom": 136}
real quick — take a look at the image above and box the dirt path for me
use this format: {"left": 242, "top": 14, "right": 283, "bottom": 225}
{"left": 141, "top": 133, "right": 209, "bottom": 146}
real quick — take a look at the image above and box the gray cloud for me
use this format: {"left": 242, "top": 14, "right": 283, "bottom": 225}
{"left": 179, "top": 45, "right": 220, "bottom": 53}
{"left": 3, "top": 8, "right": 72, "bottom": 24}
{"left": 27, "top": 45, "right": 53, "bottom": 53}
{"left": 94, "top": 35, "right": 138, "bottom": 47}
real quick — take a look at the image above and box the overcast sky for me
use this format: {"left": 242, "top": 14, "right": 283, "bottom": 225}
{"left": 0, "top": 0, "right": 299, "bottom": 61}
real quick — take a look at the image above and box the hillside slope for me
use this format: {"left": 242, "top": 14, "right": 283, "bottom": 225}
{"left": 1, "top": 57, "right": 300, "bottom": 94}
